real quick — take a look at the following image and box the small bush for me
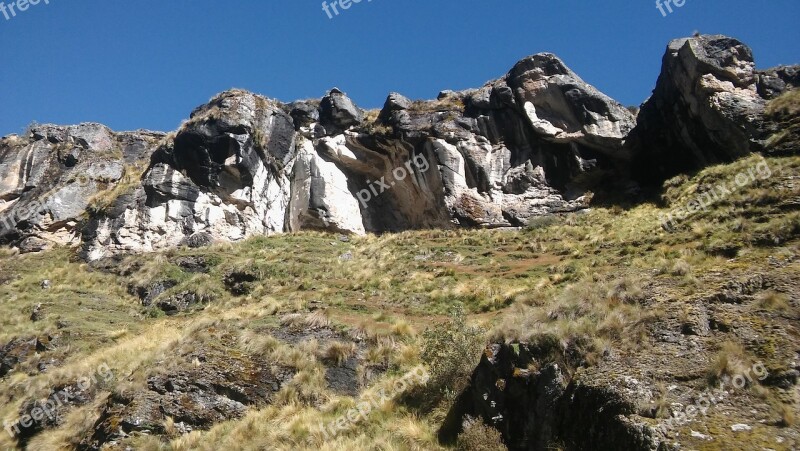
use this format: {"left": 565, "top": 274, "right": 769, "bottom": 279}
{"left": 419, "top": 307, "right": 486, "bottom": 406}
{"left": 456, "top": 416, "right": 507, "bottom": 451}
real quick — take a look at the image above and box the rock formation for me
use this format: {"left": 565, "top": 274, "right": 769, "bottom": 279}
{"left": 629, "top": 35, "right": 798, "bottom": 181}
{"left": 0, "top": 35, "right": 796, "bottom": 259}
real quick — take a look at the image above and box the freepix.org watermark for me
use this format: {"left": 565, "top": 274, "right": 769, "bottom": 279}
{"left": 322, "top": 0, "right": 372, "bottom": 20}
{"left": 356, "top": 153, "right": 431, "bottom": 208}
{"left": 656, "top": 0, "right": 688, "bottom": 17}
{"left": 1, "top": 0, "right": 50, "bottom": 21}
{"left": 4, "top": 363, "right": 114, "bottom": 438}
{"left": 658, "top": 361, "right": 768, "bottom": 434}
{"left": 659, "top": 158, "right": 772, "bottom": 231}
{"left": 0, "top": 195, "right": 58, "bottom": 233}
{"left": 315, "top": 366, "right": 429, "bottom": 440}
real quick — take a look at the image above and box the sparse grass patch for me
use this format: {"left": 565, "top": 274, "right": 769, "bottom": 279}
{"left": 707, "top": 341, "right": 753, "bottom": 387}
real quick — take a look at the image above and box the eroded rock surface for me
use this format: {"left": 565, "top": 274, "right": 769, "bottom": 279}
{"left": 441, "top": 343, "right": 666, "bottom": 451}
{"left": 629, "top": 35, "right": 797, "bottom": 181}
{"left": 0, "top": 124, "right": 162, "bottom": 252}
{"left": 0, "top": 35, "right": 795, "bottom": 259}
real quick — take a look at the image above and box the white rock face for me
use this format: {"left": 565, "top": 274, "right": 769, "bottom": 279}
{"left": 524, "top": 102, "right": 564, "bottom": 138}
{"left": 507, "top": 53, "right": 635, "bottom": 157}
{"left": 288, "top": 137, "right": 365, "bottom": 234}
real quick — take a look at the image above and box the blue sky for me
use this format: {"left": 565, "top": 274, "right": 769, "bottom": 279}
{"left": 0, "top": 0, "right": 798, "bottom": 136}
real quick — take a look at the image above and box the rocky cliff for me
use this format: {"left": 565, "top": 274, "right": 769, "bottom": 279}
{"left": 0, "top": 35, "right": 796, "bottom": 259}
{"left": 628, "top": 35, "right": 799, "bottom": 181}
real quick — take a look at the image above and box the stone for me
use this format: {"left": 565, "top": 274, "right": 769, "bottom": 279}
{"left": 320, "top": 88, "right": 363, "bottom": 130}
{"left": 628, "top": 35, "right": 788, "bottom": 182}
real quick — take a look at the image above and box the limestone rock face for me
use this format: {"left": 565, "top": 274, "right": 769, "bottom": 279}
{"left": 506, "top": 53, "right": 635, "bottom": 157}
{"left": 76, "top": 50, "right": 629, "bottom": 258}
{"left": 1, "top": 34, "right": 794, "bottom": 258}
{"left": 81, "top": 90, "right": 297, "bottom": 260}
{"left": 628, "top": 35, "right": 796, "bottom": 181}
{"left": 0, "top": 123, "right": 162, "bottom": 252}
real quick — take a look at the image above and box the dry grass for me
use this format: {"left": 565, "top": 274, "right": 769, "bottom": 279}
{"left": 707, "top": 341, "right": 754, "bottom": 387}
{"left": 1, "top": 153, "right": 799, "bottom": 449}
{"left": 756, "top": 290, "right": 790, "bottom": 311}
{"left": 319, "top": 341, "right": 357, "bottom": 366}
{"left": 456, "top": 416, "right": 507, "bottom": 451}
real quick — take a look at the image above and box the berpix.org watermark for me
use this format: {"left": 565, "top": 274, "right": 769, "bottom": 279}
{"left": 4, "top": 363, "right": 114, "bottom": 438}
{"left": 658, "top": 361, "right": 768, "bottom": 434}
{"left": 656, "top": 0, "right": 688, "bottom": 17}
{"left": 322, "top": 0, "right": 373, "bottom": 20}
{"left": 356, "top": 153, "right": 431, "bottom": 208}
{"left": 315, "top": 366, "right": 429, "bottom": 440}
{"left": 0, "top": 0, "right": 50, "bottom": 21}
{"left": 659, "top": 158, "right": 773, "bottom": 231}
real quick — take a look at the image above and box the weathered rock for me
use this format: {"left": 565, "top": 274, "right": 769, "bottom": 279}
{"left": 505, "top": 53, "right": 635, "bottom": 157}
{"left": 629, "top": 35, "right": 795, "bottom": 182}
{"left": 129, "top": 280, "right": 178, "bottom": 307}
{"left": 0, "top": 123, "right": 160, "bottom": 251}
{"left": 287, "top": 99, "right": 321, "bottom": 131}
{"left": 0, "top": 35, "right": 794, "bottom": 259}
{"left": 223, "top": 268, "right": 259, "bottom": 296}
{"left": 82, "top": 341, "right": 292, "bottom": 450}
{"left": 80, "top": 90, "right": 297, "bottom": 260}
{"left": 320, "top": 88, "right": 363, "bottom": 131}
{"left": 0, "top": 336, "right": 50, "bottom": 377}
{"left": 441, "top": 343, "right": 667, "bottom": 450}
{"left": 156, "top": 291, "right": 212, "bottom": 315}
{"left": 757, "top": 65, "right": 800, "bottom": 99}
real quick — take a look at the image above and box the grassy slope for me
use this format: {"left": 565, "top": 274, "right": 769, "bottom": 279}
{"left": 0, "top": 149, "right": 798, "bottom": 450}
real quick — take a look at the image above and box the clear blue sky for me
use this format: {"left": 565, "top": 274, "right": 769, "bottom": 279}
{"left": 1, "top": 0, "right": 798, "bottom": 136}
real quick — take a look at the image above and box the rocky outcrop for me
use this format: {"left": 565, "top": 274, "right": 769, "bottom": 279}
{"left": 0, "top": 35, "right": 795, "bottom": 258}
{"left": 629, "top": 35, "right": 797, "bottom": 182}
{"left": 80, "top": 90, "right": 297, "bottom": 261}
{"left": 441, "top": 343, "right": 667, "bottom": 451}
{"left": 757, "top": 65, "right": 800, "bottom": 100}
{"left": 0, "top": 124, "right": 162, "bottom": 253}
{"left": 71, "top": 52, "right": 634, "bottom": 259}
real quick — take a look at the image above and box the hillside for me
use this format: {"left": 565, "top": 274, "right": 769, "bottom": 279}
{"left": 0, "top": 34, "right": 798, "bottom": 451}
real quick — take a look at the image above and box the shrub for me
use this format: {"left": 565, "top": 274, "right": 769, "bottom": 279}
{"left": 456, "top": 416, "right": 507, "bottom": 451}
{"left": 419, "top": 306, "right": 486, "bottom": 406}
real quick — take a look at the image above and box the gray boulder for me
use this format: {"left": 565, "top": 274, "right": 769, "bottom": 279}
{"left": 628, "top": 35, "right": 794, "bottom": 181}
{"left": 319, "top": 88, "right": 363, "bottom": 131}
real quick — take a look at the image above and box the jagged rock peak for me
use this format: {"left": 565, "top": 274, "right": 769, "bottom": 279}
{"left": 0, "top": 35, "right": 796, "bottom": 259}
{"left": 629, "top": 34, "right": 798, "bottom": 181}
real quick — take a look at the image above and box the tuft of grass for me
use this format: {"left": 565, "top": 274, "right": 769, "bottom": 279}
{"left": 756, "top": 290, "right": 790, "bottom": 312}
{"left": 707, "top": 341, "right": 753, "bottom": 387}
{"left": 318, "top": 341, "right": 357, "bottom": 366}
{"left": 418, "top": 307, "right": 486, "bottom": 408}
{"left": 456, "top": 416, "right": 508, "bottom": 451}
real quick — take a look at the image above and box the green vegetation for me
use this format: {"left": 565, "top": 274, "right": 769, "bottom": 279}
{"left": 0, "top": 153, "right": 798, "bottom": 450}
{"left": 766, "top": 89, "right": 800, "bottom": 152}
